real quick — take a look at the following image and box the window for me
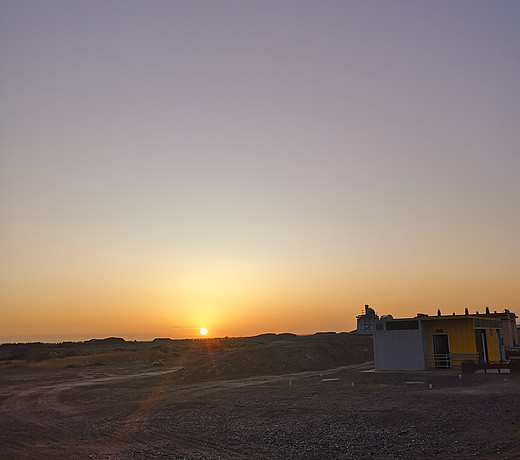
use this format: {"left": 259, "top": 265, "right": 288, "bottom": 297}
{"left": 385, "top": 320, "right": 418, "bottom": 330}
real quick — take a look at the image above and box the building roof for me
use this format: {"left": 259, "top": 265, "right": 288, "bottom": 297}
{"left": 378, "top": 313, "right": 503, "bottom": 328}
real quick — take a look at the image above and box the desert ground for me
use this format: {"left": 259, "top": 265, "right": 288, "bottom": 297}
{"left": 0, "top": 333, "right": 519, "bottom": 459}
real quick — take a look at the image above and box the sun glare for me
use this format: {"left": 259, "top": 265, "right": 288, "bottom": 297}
{"left": 200, "top": 328, "right": 208, "bottom": 336}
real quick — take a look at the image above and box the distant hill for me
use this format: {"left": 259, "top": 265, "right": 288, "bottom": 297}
{"left": 0, "top": 334, "right": 373, "bottom": 374}
{"left": 84, "top": 337, "right": 126, "bottom": 345}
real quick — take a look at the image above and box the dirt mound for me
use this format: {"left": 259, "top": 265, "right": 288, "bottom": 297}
{"left": 84, "top": 337, "right": 127, "bottom": 345}
{"left": 175, "top": 333, "right": 373, "bottom": 382}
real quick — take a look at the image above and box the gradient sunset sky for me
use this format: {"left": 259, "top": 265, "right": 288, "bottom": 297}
{"left": 1, "top": 1, "right": 519, "bottom": 343}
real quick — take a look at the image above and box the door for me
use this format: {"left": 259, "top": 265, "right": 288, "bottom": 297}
{"left": 475, "top": 329, "right": 488, "bottom": 363}
{"left": 496, "top": 329, "right": 505, "bottom": 361}
{"left": 432, "top": 334, "right": 450, "bottom": 369}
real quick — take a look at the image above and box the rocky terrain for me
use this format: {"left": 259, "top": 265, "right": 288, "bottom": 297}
{"left": 1, "top": 333, "right": 519, "bottom": 459}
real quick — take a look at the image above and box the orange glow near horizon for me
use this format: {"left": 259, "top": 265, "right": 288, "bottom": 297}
{"left": 1, "top": 260, "right": 518, "bottom": 343}
{"left": 1, "top": 2, "right": 519, "bottom": 344}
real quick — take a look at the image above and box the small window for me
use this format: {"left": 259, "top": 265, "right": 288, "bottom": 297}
{"left": 385, "top": 320, "right": 419, "bottom": 330}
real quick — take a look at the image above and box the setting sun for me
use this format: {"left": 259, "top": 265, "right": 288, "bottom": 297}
{"left": 200, "top": 328, "right": 208, "bottom": 336}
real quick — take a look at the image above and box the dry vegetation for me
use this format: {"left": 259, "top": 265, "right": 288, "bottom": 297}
{"left": 0, "top": 333, "right": 372, "bottom": 376}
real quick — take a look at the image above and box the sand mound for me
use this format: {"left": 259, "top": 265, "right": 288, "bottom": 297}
{"left": 175, "top": 333, "right": 373, "bottom": 381}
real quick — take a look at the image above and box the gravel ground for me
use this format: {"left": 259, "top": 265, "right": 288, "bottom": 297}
{"left": 1, "top": 336, "right": 519, "bottom": 459}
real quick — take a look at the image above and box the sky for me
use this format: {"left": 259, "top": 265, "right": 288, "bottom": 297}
{"left": 1, "top": 0, "right": 519, "bottom": 343}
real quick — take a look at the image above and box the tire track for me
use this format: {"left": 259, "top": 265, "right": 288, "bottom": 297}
{"left": 96, "top": 362, "right": 374, "bottom": 458}
{"left": 1, "top": 362, "right": 374, "bottom": 458}
{"left": 0, "top": 367, "right": 180, "bottom": 457}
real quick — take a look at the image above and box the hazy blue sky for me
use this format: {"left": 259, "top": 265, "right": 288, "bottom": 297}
{"left": 1, "top": 1, "right": 519, "bottom": 342}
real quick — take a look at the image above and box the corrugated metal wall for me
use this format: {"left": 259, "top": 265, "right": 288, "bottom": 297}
{"left": 423, "top": 317, "right": 502, "bottom": 363}
{"left": 373, "top": 326, "right": 425, "bottom": 370}
{"left": 486, "top": 328, "right": 501, "bottom": 361}
{"left": 423, "top": 318, "right": 476, "bottom": 356}
{"left": 373, "top": 316, "right": 503, "bottom": 370}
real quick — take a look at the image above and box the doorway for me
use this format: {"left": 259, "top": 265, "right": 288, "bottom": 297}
{"left": 432, "top": 334, "right": 450, "bottom": 369}
{"left": 475, "top": 329, "right": 488, "bottom": 363}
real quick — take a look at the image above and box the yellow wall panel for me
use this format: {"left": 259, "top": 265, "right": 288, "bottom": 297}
{"left": 423, "top": 317, "right": 501, "bottom": 363}
{"left": 486, "top": 329, "right": 500, "bottom": 361}
{"left": 424, "top": 318, "right": 476, "bottom": 355}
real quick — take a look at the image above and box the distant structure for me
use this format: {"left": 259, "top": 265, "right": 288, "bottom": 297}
{"left": 372, "top": 309, "right": 515, "bottom": 371}
{"left": 472, "top": 308, "right": 518, "bottom": 348}
{"left": 356, "top": 305, "right": 379, "bottom": 335}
